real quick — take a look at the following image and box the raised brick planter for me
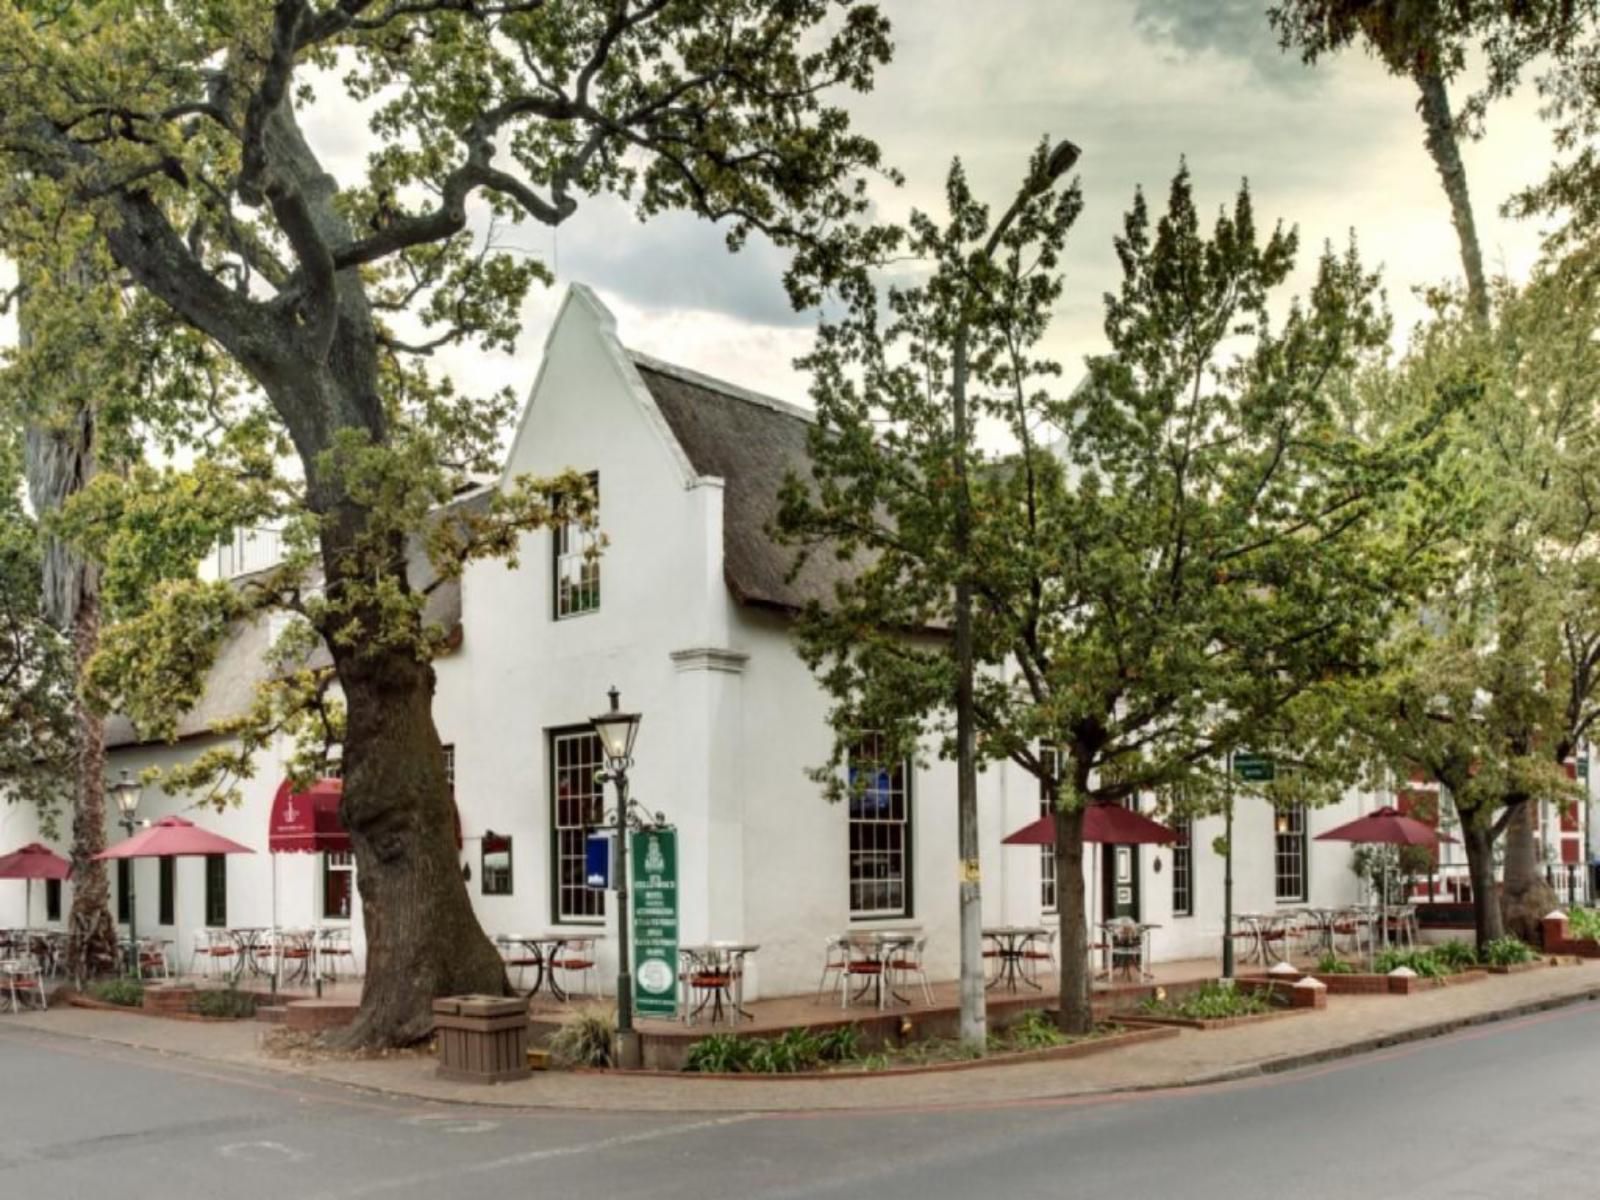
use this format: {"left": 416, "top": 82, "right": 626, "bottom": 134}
{"left": 1543, "top": 914, "right": 1600, "bottom": 958}
{"left": 284, "top": 999, "right": 359, "bottom": 1033}
{"left": 434, "top": 995, "right": 530, "bottom": 1084}
{"left": 143, "top": 984, "right": 198, "bottom": 1015}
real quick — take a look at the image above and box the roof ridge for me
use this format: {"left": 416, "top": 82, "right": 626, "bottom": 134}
{"left": 627, "top": 350, "right": 815, "bottom": 425}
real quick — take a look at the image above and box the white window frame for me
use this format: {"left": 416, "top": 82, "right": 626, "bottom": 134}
{"left": 553, "top": 473, "right": 600, "bottom": 619}
{"left": 551, "top": 729, "right": 606, "bottom": 923}
{"left": 847, "top": 734, "right": 912, "bottom": 919}
{"left": 1171, "top": 813, "right": 1193, "bottom": 917}
{"left": 1274, "top": 804, "right": 1308, "bottom": 903}
{"left": 1040, "top": 745, "right": 1062, "bottom": 913}
{"left": 322, "top": 851, "right": 355, "bottom": 920}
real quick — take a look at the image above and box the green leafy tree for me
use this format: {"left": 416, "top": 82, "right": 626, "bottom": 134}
{"left": 0, "top": 0, "right": 894, "bottom": 1046}
{"left": 0, "top": 421, "right": 74, "bottom": 832}
{"left": 781, "top": 158, "right": 1440, "bottom": 1032}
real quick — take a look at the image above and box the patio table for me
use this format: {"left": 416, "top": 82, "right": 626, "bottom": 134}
{"left": 1299, "top": 907, "right": 1340, "bottom": 957}
{"left": 496, "top": 933, "right": 604, "bottom": 1002}
{"left": 842, "top": 930, "right": 919, "bottom": 1010}
{"left": 1100, "top": 921, "right": 1161, "bottom": 981}
{"left": 226, "top": 927, "right": 272, "bottom": 981}
{"left": 983, "top": 925, "right": 1048, "bottom": 993}
{"left": 678, "top": 942, "right": 759, "bottom": 1025}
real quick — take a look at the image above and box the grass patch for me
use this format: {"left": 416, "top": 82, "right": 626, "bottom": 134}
{"left": 548, "top": 1005, "right": 616, "bottom": 1069}
{"left": 1314, "top": 953, "right": 1357, "bottom": 975}
{"left": 1566, "top": 908, "right": 1600, "bottom": 942}
{"left": 1480, "top": 936, "right": 1537, "bottom": 966}
{"left": 190, "top": 988, "right": 257, "bottom": 1019}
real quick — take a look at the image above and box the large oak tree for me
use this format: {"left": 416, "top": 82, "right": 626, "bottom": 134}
{"left": 0, "top": 0, "right": 895, "bottom": 1045}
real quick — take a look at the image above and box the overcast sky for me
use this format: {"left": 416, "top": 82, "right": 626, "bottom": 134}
{"left": 0, "top": 1, "right": 1566, "bottom": 432}
{"left": 418, "top": 0, "right": 1560, "bottom": 417}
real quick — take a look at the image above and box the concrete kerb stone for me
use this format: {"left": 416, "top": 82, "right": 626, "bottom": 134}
{"left": 8, "top": 971, "right": 1600, "bottom": 1115}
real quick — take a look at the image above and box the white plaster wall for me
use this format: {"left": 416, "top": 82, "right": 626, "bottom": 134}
{"left": 435, "top": 286, "right": 724, "bottom": 992}
{"left": 102, "top": 735, "right": 366, "bottom": 973}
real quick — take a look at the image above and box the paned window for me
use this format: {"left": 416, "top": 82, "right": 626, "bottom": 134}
{"left": 323, "top": 851, "right": 355, "bottom": 920}
{"left": 1040, "top": 745, "right": 1063, "bottom": 913}
{"left": 158, "top": 856, "right": 175, "bottom": 926}
{"left": 205, "top": 854, "right": 228, "bottom": 927}
{"left": 482, "top": 834, "right": 513, "bottom": 896}
{"left": 553, "top": 473, "right": 600, "bottom": 618}
{"left": 552, "top": 730, "right": 606, "bottom": 921}
{"left": 1274, "top": 805, "right": 1308, "bottom": 902}
{"left": 848, "top": 734, "right": 912, "bottom": 918}
{"left": 1171, "top": 814, "right": 1193, "bottom": 917}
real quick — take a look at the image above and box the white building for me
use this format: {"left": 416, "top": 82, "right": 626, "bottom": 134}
{"left": 8, "top": 283, "right": 1586, "bottom": 993}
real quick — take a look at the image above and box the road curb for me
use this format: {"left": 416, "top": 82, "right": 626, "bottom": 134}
{"left": 7, "top": 984, "right": 1600, "bottom": 1115}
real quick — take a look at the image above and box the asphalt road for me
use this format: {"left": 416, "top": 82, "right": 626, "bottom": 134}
{"left": 3, "top": 1003, "right": 1599, "bottom": 1200}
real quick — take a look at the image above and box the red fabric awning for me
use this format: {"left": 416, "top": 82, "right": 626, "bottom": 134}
{"left": 0, "top": 843, "right": 71, "bottom": 880}
{"left": 1003, "top": 804, "right": 1177, "bottom": 846}
{"left": 268, "top": 778, "right": 463, "bottom": 853}
{"left": 269, "top": 778, "right": 349, "bottom": 854}
{"left": 94, "top": 817, "right": 255, "bottom": 860}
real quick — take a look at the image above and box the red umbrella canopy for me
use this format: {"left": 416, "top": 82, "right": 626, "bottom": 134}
{"left": 0, "top": 843, "right": 71, "bottom": 880}
{"left": 1315, "top": 806, "right": 1458, "bottom": 847}
{"left": 94, "top": 816, "right": 255, "bottom": 860}
{"left": 1003, "top": 805, "right": 1178, "bottom": 846}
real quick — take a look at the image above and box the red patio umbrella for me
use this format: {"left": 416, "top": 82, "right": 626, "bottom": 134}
{"left": 0, "top": 843, "right": 71, "bottom": 928}
{"left": 1316, "top": 806, "right": 1456, "bottom": 955}
{"left": 1003, "top": 805, "right": 1178, "bottom": 937}
{"left": 94, "top": 816, "right": 256, "bottom": 860}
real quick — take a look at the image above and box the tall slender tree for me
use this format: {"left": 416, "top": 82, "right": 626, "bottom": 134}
{"left": 782, "top": 158, "right": 1440, "bottom": 1032}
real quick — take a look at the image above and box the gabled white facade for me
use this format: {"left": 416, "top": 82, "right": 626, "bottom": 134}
{"left": 8, "top": 283, "right": 1591, "bottom": 996}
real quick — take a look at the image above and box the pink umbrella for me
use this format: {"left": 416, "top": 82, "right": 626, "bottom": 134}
{"left": 0, "top": 843, "right": 71, "bottom": 928}
{"left": 93, "top": 816, "right": 255, "bottom": 860}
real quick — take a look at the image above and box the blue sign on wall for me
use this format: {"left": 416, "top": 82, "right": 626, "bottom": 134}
{"left": 585, "top": 831, "right": 616, "bottom": 890}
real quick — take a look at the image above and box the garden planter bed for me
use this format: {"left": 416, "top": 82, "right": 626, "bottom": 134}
{"left": 1123, "top": 1006, "right": 1311, "bottom": 1031}
{"left": 1294, "top": 969, "right": 1486, "bottom": 995}
{"left": 598, "top": 1023, "right": 1178, "bottom": 1079}
{"left": 63, "top": 990, "right": 244, "bottom": 1023}
{"left": 1481, "top": 960, "right": 1547, "bottom": 975}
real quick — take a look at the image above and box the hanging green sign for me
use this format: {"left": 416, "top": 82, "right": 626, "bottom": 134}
{"left": 1233, "top": 753, "right": 1276, "bottom": 782}
{"left": 631, "top": 828, "right": 679, "bottom": 1019}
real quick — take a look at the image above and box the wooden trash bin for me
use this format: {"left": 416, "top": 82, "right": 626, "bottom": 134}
{"left": 433, "top": 995, "right": 530, "bottom": 1084}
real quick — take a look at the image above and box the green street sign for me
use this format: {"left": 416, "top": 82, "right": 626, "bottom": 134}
{"left": 631, "top": 828, "right": 679, "bottom": 1019}
{"left": 1233, "top": 753, "right": 1276, "bottom": 782}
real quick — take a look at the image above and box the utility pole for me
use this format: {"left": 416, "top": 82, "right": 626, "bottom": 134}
{"left": 1222, "top": 751, "right": 1235, "bottom": 980}
{"left": 951, "top": 139, "right": 1080, "bottom": 1051}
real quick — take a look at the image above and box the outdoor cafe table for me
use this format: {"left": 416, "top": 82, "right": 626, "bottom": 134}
{"left": 678, "top": 942, "right": 759, "bottom": 1025}
{"left": 1234, "top": 913, "right": 1300, "bottom": 965}
{"left": 842, "top": 929, "right": 919, "bottom": 1010}
{"left": 495, "top": 933, "right": 605, "bottom": 1002}
{"left": 226, "top": 927, "right": 273, "bottom": 980}
{"left": 1299, "top": 907, "right": 1341, "bottom": 957}
{"left": 983, "top": 925, "right": 1048, "bottom": 993}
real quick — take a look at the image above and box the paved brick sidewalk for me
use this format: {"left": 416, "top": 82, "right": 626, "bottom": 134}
{"left": 7, "top": 961, "right": 1600, "bottom": 1114}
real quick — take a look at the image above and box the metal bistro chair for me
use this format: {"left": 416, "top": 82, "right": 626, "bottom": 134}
{"left": 842, "top": 935, "right": 887, "bottom": 1009}
{"left": 1107, "top": 919, "right": 1144, "bottom": 980}
{"left": 889, "top": 936, "right": 934, "bottom": 1006}
{"left": 498, "top": 937, "right": 544, "bottom": 994}
{"left": 1022, "top": 928, "right": 1058, "bottom": 986}
{"left": 2, "top": 956, "right": 47, "bottom": 1012}
{"left": 814, "top": 934, "right": 851, "bottom": 1005}
{"left": 190, "top": 930, "right": 237, "bottom": 980}
{"left": 682, "top": 948, "right": 740, "bottom": 1026}
{"left": 316, "top": 927, "right": 356, "bottom": 981}
{"left": 548, "top": 937, "right": 598, "bottom": 1000}
{"left": 136, "top": 938, "right": 171, "bottom": 981}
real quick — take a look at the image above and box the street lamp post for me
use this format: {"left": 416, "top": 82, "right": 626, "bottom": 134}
{"left": 591, "top": 687, "right": 642, "bottom": 1068}
{"left": 951, "top": 138, "right": 1081, "bottom": 1049}
{"left": 108, "top": 770, "right": 143, "bottom": 972}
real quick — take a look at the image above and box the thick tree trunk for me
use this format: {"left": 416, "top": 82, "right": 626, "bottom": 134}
{"left": 66, "top": 585, "right": 118, "bottom": 981}
{"left": 1414, "top": 66, "right": 1491, "bottom": 327}
{"left": 1500, "top": 795, "right": 1557, "bottom": 944}
{"left": 1054, "top": 804, "right": 1092, "bottom": 1035}
{"left": 1459, "top": 812, "right": 1504, "bottom": 949}
{"left": 329, "top": 624, "right": 508, "bottom": 1048}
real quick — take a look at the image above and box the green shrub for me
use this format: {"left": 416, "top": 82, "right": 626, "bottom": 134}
{"left": 814, "top": 1024, "right": 860, "bottom": 1063}
{"left": 1480, "top": 936, "right": 1537, "bottom": 966}
{"left": 90, "top": 979, "right": 143, "bottom": 1007}
{"left": 749, "top": 1027, "right": 826, "bottom": 1073}
{"left": 1142, "top": 981, "right": 1270, "bottom": 1020}
{"left": 548, "top": 1005, "right": 616, "bottom": 1069}
{"left": 1314, "top": 953, "right": 1357, "bottom": 975}
{"left": 1566, "top": 908, "right": 1600, "bottom": 942}
{"left": 1432, "top": 940, "right": 1479, "bottom": 971}
{"left": 1373, "top": 948, "right": 1447, "bottom": 978}
{"left": 1004, "top": 1009, "right": 1066, "bottom": 1049}
{"left": 191, "top": 988, "right": 257, "bottom": 1019}
{"left": 683, "top": 1032, "right": 755, "bottom": 1073}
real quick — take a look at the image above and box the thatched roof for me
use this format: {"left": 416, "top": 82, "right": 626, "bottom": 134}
{"left": 104, "top": 488, "right": 486, "bottom": 750}
{"left": 632, "top": 353, "right": 857, "bottom": 615}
